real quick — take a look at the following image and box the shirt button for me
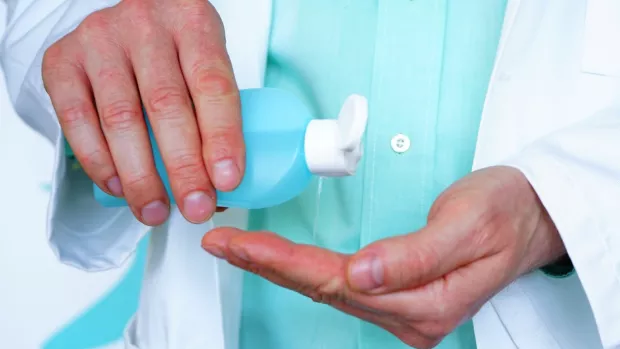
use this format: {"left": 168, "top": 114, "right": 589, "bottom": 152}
{"left": 391, "top": 133, "right": 410, "bottom": 153}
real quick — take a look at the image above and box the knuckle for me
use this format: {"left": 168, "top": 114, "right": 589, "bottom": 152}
{"left": 119, "top": 0, "right": 151, "bottom": 21}
{"left": 134, "top": 18, "right": 158, "bottom": 41}
{"left": 118, "top": 1, "right": 159, "bottom": 39}
{"left": 79, "top": 149, "right": 112, "bottom": 175}
{"left": 122, "top": 172, "right": 160, "bottom": 199}
{"left": 191, "top": 65, "right": 237, "bottom": 97}
{"left": 166, "top": 151, "right": 206, "bottom": 185}
{"left": 308, "top": 278, "right": 346, "bottom": 305}
{"left": 204, "top": 128, "right": 241, "bottom": 146}
{"left": 202, "top": 129, "right": 241, "bottom": 159}
{"left": 57, "top": 103, "right": 92, "bottom": 129}
{"left": 100, "top": 100, "right": 142, "bottom": 132}
{"left": 78, "top": 11, "right": 111, "bottom": 39}
{"left": 96, "top": 67, "right": 128, "bottom": 84}
{"left": 42, "top": 38, "right": 79, "bottom": 86}
{"left": 178, "top": 3, "right": 210, "bottom": 27}
{"left": 174, "top": 2, "right": 223, "bottom": 35}
{"left": 147, "top": 86, "right": 189, "bottom": 114}
{"left": 116, "top": 0, "right": 156, "bottom": 24}
{"left": 42, "top": 43, "right": 64, "bottom": 74}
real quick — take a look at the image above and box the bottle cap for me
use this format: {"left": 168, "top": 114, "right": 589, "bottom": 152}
{"left": 304, "top": 94, "right": 369, "bottom": 177}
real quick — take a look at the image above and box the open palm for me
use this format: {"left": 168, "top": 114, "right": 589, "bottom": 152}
{"left": 202, "top": 166, "right": 565, "bottom": 348}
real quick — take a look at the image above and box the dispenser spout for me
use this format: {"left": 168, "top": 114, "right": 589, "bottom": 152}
{"left": 304, "top": 94, "right": 369, "bottom": 177}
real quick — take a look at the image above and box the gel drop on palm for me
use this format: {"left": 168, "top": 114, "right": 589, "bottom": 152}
{"left": 93, "top": 88, "right": 368, "bottom": 209}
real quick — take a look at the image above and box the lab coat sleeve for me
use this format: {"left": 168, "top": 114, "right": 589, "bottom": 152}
{"left": 503, "top": 106, "right": 620, "bottom": 349}
{"left": 1, "top": 0, "right": 149, "bottom": 272}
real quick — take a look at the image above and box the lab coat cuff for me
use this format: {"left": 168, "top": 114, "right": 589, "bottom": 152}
{"left": 502, "top": 142, "right": 620, "bottom": 347}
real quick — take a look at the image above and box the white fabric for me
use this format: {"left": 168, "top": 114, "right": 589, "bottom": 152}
{"left": 2, "top": 0, "right": 620, "bottom": 348}
{"left": 0, "top": 44, "right": 131, "bottom": 349}
{"left": 473, "top": 1, "right": 620, "bottom": 348}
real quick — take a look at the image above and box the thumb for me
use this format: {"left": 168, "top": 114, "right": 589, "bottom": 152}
{"left": 347, "top": 221, "right": 476, "bottom": 294}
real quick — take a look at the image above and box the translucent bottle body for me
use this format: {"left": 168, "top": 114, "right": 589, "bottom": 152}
{"left": 94, "top": 88, "right": 314, "bottom": 209}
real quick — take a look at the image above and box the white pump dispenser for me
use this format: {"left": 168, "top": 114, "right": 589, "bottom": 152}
{"left": 95, "top": 89, "right": 369, "bottom": 209}
{"left": 304, "top": 94, "right": 369, "bottom": 177}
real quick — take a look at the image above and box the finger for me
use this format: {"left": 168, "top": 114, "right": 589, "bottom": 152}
{"left": 129, "top": 25, "right": 216, "bottom": 224}
{"left": 172, "top": 7, "right": 244, "bottom": 192}
{"left": 251, "top": 268, "right": 410, "bottom": 346}
{"left": 231, "top": 230, "right": 350, "bottom": 299}
{"left": 202, "top": 226, "right": 245, "bottom": 258}
{"left": 205, "top": 227, "right": 351, "bottom": 299}
{"left": 362, "top": 260, "right": 503, "bottom": 349}
{"left": 360, "top": 255, "right": 504, "bottom": 325}
{"left": 203, "top": 229, "right": 396, "bottom": 328}
{"left": 42, "top": 37, "right": 121, "bottom": 198}
{"left": 78, "top": 22, "right": 170, "bottom": 226}
{"left": 347, "top": 221, "right": 477, "bottom": 294}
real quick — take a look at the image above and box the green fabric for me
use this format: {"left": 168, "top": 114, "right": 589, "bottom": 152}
{"left": 240, "top": 1, "right": 507, "bottom": 348}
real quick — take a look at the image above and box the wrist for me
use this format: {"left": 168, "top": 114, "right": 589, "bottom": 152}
{"left": 531, "top": 203, "right": 566, "bottom": 269}
{"left": 508, "top": 168, "right": 567, "bottom": 275}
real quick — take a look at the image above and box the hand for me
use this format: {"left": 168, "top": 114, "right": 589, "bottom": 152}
{"left": 202, "top": 166, "right": 567, "bottom": 348}
{"left": 42, "top": 0, "right": 244, "bottom": 226}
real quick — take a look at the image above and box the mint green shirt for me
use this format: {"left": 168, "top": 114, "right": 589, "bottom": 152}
{"left": 241, "top": 1, "right": 507, "bottom": 348}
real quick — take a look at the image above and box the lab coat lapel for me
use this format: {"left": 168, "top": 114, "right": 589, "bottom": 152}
{"left": 472, "top": 0, "right": 523, "bottom": 171}
{"left": 473, "top": 0, "right": 620, "bottom": 348}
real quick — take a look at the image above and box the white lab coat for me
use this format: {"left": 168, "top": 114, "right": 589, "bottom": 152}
{"left": 2, "top": 0, "right": 620, "bottom": 348}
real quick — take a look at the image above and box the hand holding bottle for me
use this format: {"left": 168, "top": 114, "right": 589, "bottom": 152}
{"left": 42, "top": 0, "right": 244, "bottom": 226}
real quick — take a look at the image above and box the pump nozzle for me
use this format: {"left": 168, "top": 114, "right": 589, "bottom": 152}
{"left": 304, "top": 94, "right": 369, "bottom": 177}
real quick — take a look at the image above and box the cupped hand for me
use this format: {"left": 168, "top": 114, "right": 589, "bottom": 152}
{"left": 42, "top": 0, "right": 243, "bottom": 226}
{"left": 202, "top": 166, "right": 567, "bottom": 348}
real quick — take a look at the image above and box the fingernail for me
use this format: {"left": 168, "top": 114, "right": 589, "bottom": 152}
{"left": 106, "top": 176, "right": 123, "bottom": 197}
{"left": 230, "top": 244, "right": 249, "bottom": 262}
{"left": 141, "top": 200, "right": 169, "bottom": 226}
{"left": 183, "top": 191, "right": 215, "bottom": 223}
{"left": 212, "top": 159, "right": 240, "bottom": 190}
{"left": 349, "top": 255, "right": 384, "bottom": 291}
{"left": 203, "top": 245, "right": 226, "bottom": 259}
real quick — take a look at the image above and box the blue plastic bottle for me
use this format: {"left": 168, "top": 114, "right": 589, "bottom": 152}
{"left": 94, "top": 88, "right": 368, "bottom": 209}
